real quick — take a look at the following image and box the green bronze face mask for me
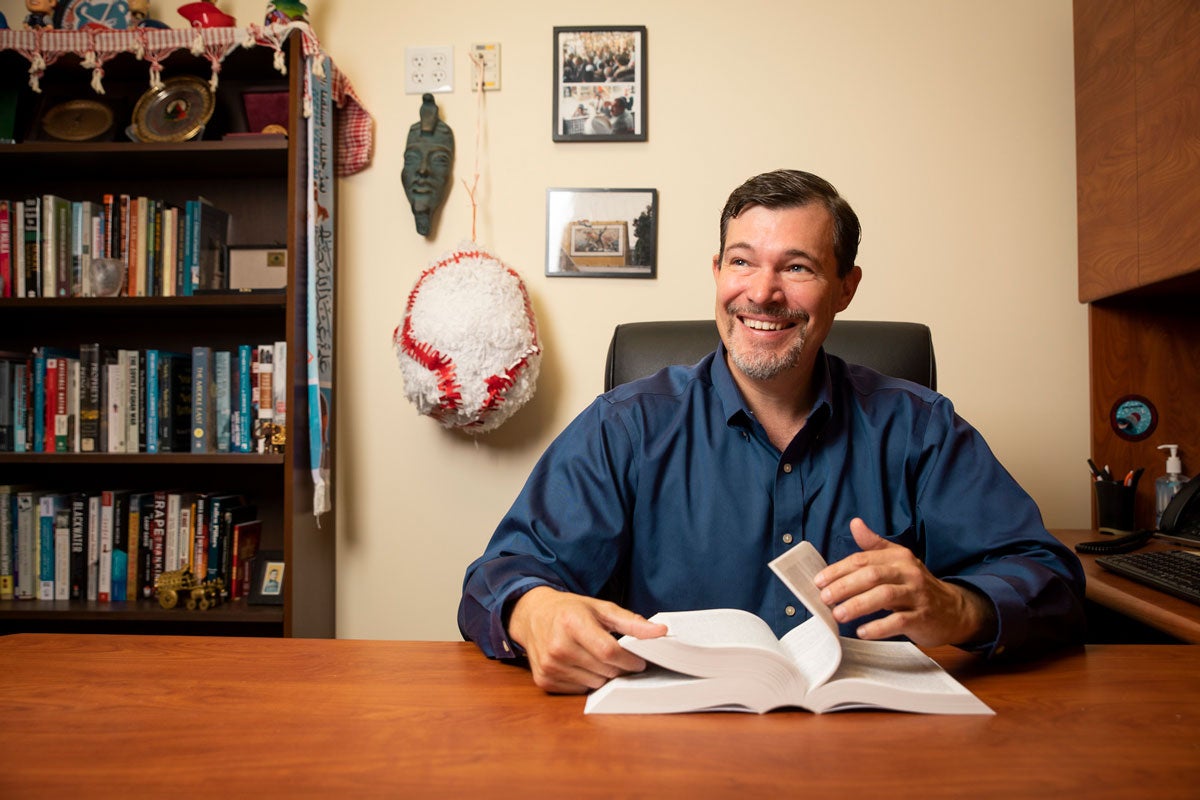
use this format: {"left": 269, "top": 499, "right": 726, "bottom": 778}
{"left": 401, "top": 93, "right": 454, "bottom": 237}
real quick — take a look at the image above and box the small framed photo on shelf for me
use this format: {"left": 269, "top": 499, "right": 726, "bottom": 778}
{"left": 226, "top": 244, "right": 288, "bottom": 291}
{"left": 545, "top": 187, "right": 658, "bottom": 278}
{"left": 248, "top": 550, "right": 285, "bottom": 605}
{"left": 552, "top": 25, "right": 647, "bottom": 142}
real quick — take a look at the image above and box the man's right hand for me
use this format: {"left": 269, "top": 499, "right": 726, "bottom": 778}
{"left": 507, "top": 586, "right": 668, "bottom": 694}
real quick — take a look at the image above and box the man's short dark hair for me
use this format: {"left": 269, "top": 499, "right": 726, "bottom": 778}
{"left": 718, "top": 169, "right": 861, "bottom": 277}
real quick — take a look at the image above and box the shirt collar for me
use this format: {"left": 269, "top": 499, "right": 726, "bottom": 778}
{"left": 709, "top": 340, "right": 835, "bottom": 434}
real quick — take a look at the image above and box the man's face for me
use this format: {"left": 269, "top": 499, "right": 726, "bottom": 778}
{"left": 712, "top": 203, "right": 861, "bottom": 383}
{"left": 401, "top": 134, "right": 453, "bottom": 214}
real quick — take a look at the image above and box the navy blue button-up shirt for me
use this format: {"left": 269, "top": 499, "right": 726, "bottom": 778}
{"left": 458, "top": 345, "right": 1085, "bottom": 660}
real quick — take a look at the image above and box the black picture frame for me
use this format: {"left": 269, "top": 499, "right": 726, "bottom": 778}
{"left": 552, "top": 26, "right": 647, "bottom": 142}
{"left": 248, "top": 550, "right": 285, "bottom": 605}
{"left": 545, "top": 187, "right": 658, "bottom": 278}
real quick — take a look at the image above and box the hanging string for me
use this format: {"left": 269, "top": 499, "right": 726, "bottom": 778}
{"left": 461, "top": 51, "right": 486, "bottom": 243}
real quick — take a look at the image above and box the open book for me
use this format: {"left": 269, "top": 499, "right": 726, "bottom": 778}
{"left": 584, "top": 542, "right": 993, "bottom": 715}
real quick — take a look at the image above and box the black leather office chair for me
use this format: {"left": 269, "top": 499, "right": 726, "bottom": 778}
{"left": 604, "top": 320, "right": 936, "bottom": 391}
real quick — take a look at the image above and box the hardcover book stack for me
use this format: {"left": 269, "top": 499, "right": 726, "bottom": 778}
{"left": 0, "top": 195, "right": 233, "bottom": 298}
{"left": 0, "top": 341, "right": 286, "bottom": 455}
{"left": 0, "top": 484, "right": 263, "bottom": 604}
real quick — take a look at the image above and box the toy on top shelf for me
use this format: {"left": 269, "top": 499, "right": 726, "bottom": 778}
{"left": 24, "top": 0, "right": 57, "bottom": 29}
{"left": 177, "top": 0, "right": 235, "bottom": 27}
{"left": 265, "top": 0, "right": 307, "bottom": 24}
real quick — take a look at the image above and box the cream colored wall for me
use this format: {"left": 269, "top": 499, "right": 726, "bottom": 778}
{"left": 3, "top": 0, "right": 1090, "bottom": 640}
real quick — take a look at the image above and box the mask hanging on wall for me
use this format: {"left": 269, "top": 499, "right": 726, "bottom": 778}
{"left": 401, "top": 93, "right": 454, "bottom": 237}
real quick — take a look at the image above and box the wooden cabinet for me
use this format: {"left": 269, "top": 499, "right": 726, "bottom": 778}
{"left": 0, "top": 32, "right": 334, "bottom": 637}
{"left": 1075, "top": 0, "right": 1200, "bottom": 530}
{"left": 1075, "top": 0, "right": 1200, "bottom": 301}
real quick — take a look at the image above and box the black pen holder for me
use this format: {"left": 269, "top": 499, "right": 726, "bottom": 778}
{"left": 1094, "top": 480, "right": 1137, "bottom": 533}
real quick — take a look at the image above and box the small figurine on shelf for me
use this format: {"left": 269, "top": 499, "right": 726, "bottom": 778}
{"left": 265, "top": 0, "right": 307, "bottom": 25}
{"left": 177, "top": 0, "right": 235, "bottom": 27}
{"left": 24, "top": 0, "right": 57, "bottom": 29}
{"left": 129, "top": 0, "right": 169, "bottom": 28}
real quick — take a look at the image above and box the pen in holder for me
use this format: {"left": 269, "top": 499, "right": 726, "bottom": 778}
{"left": 1093, "top": 470, "right": 1141, "bottom": 534}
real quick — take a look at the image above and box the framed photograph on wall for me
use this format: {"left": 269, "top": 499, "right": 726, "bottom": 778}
{"left": 552, "top": 26, "right": 647, "bottom": 142}
{"left": 546, "top": 188, "right": 658, "bottom": 278}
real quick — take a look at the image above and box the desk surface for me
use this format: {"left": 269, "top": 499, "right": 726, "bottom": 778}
{"left": 1, "top": 635, "right": 1198, "bottom": 798}
{"left": 1052, "top": 528, "right": 1200, "bottom": 642}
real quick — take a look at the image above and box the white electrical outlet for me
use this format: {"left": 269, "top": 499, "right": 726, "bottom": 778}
{"left": 405, "top": 46, "right": 454, "bottom": 94}
{"left": 470, "top": 43, "right": 501, "bottom": 91}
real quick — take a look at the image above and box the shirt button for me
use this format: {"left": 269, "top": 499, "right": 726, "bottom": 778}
{"left": 782, "top": 463, "right": 793, "bottom": 474}
{"left": 785, "top": 605, "right": 796, "bottom": 616}
{"left": 782, "top": 533, "right": 793, "bottom": 544}
{"left": 501, "top": 641, "right": 510, "bottom": 653}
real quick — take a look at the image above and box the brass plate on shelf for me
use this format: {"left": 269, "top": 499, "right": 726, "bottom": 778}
{"left": 40, "top": 99, "right": 115, "bottom": 142}
{"left": 132, "top": 75, "right": 215, "bottom": 143}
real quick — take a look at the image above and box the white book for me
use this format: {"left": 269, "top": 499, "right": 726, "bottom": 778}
{"left": 165, "top": 492, "right": 181, "bottom": 572}
{"left": 98, "top": 491, "right": 114, "bottom": 602}
{"left": 585, "top": 542, "right": 994, "bottom": 716}
{"left": 106, "top": 362, "right": 125, "bottom": 453}
{"left": 272, "top": 341, "right": 287, "bottom": 431}
{"left": 68, "top": 358, "right": 80, "bottom": 453}
{"left": 54, "top": 509, "right": 70, "bottom": 601}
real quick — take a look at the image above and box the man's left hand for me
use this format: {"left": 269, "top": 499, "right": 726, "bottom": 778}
{"left": 813, "top": 517, "right": 996, "bottom": 647}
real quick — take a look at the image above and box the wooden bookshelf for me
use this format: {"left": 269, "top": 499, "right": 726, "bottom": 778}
{"left": 0, "top": 31, "right": 335, "bottom": 638}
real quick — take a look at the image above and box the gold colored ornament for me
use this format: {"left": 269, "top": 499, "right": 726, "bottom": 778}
{"left": 154, "top": 569, "right": 225, "bottom": 611}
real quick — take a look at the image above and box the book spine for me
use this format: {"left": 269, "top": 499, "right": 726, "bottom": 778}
{"left": 38, "top": 494, "right": 57, "bottom": 600}
{"left": 13, "top": 200, "right": 24, "bottom": 298}
{"left": 0, "top": 487, "right": 14, "bottom": 599}
{"left": 151, "top": 491, "right": 167, "bottom": 587}
{"left": 15, "top": 492, "right": 38, "bottom": 599}
{"left": 118, "top": 194, "right": 130, "bottom": 291}
{"left": 126, "top": 494, "right": 143, "bottom": 601}
{"left": 182, "top": 200, "right": 196, "bottom": 296}
{"left": 98, "top": 490, "right": 113, "bottom": 602}
{"left": 54, "top": 508, "right": 70, "bottom": 600}
{"left": 236, "top": 345, "right": 253, "bottom": 453}
{"left": 0, "top": 359, "right": 11, "bottom": 451}
{"left": 79, "top": 343, "right": 100, "bottom": 452}
{"left": 215, "top": 350, "right": 231, "bottom": 453}
{"left": 128, "top": 196, "right": 141, "bottom": 297}
{"left": 192, "top": 493, "right": 208, "bottom": 578}
{"left": 110, "top": 491, "right": 129, "bottom": 602}
{"left": 124, "top": 349, "right": 140, "bottom": 454}
{"left": 256, "top": 345, "right": 273, "bottom": 452}
{"left": 54, "top": 197, "right": 70, "bottom": 297}
{"left": 13, "top": 360, "right": 27, "bottom": 453}
{"left": 0, "top": 199, "right": 10, "bottom": 297}
{"left": 54, "top": 356, "right": 68, "bottom": 452}
{"left": 105, "top": 359, "right": 125, "bottom": 453}
{"left": 273, "top": 341, "right": 287, "bottom": 434}
{"left": 138, "top": 493, "right": 154, "bottom": 598}
{"left": 40, "top": 196, "right": 55, "bottom": 298}
{"left": 144, "top": 349, "right": 159, "bottom": 453}
{"left": 165, "top": 491, "right": 180, "bottom": 572}
{"left": 190, "top": 346, "right": 212, "bottom": 453}
{"left": 69, "top": 493, "right": 87, "bottom": 601}
{"left": 86, "top": 494, "right": 100, "bottom": 601}
{"left": 22, "top": 196, "right": 39, "bottom": 297}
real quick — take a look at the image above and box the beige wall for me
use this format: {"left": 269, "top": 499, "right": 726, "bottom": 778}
{"left": 4, "top": 0, "right": 1090, "bottom": 640}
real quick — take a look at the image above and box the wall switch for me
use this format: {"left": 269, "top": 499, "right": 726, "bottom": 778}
{"left": 470, "top": 43, "right": 501, "bottom": 91}
{"left": 405, "top": 46, "right": 454, "bottom": 94}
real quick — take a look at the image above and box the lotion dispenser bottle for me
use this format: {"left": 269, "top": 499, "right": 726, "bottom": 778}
{"left": 1155, "top": 444, "right": 1188, "bottom": 528}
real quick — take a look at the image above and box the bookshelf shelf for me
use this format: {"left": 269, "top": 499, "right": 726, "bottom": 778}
{"left": 0, "top": 31, "right": 335, "bottom": 639}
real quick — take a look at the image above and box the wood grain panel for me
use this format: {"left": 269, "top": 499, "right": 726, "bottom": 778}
{"left": 1074, "top": 0, "right": 1140, "bottom": 301}
{"left": 1135, "top": 0, "right": 1200, "bottom": 286}
{"left": 1089, "top": 301, "right": 1200, "bottom": 530}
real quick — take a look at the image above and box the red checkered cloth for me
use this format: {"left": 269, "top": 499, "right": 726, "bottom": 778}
{"left": 331, "top": 65, "right": 373, "bottom": 177}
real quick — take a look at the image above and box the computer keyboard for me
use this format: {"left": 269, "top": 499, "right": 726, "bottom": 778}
{"left": 1097, "top": 550, "right": 1200, "bottom": 606}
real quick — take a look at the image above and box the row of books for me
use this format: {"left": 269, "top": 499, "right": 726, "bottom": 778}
{"left": 0, "top": 486, "right": 263, "bottom": 604}
{"left": 0, "top": 194, "right": 230, "bottom": 298}
{"left": 0, "top": 342, "right": 286, "bottom": 454}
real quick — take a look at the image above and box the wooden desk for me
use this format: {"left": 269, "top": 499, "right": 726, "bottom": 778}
{"left": 1052, "top": 528, "right": 1200, "bottom": 643}
{"left": 1, "top": 635, "right": 1198, "bottom": 798}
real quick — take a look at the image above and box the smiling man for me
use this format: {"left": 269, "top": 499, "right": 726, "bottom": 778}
{"left": 458, "top": 169, "right": 1085, "bottom": 694}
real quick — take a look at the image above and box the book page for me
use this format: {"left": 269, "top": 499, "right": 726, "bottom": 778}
{"left": 806, "top": 638, "right": 994, "bottom": 715}
{"left": 619, "top": 609, "right": 798, "bottom": 683}
{"left": 768, "top": 541, "right": 838, "bottom": 633}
